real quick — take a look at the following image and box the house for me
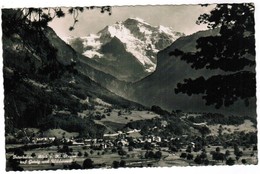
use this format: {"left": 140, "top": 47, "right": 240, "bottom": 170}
{"left": 153, "top": 136, "right": 161, "bottom": 143}
{"left": 72, "top": 142, "right": 84, "bottom": 145}
{"left": 84, "top": 139, "right": 93, "bottom": 146}
{"left": 92, "top": 142, "right": 107, "bottom": 150}
{"left": 117, "top": 139, "right": 129, "bottom": 146}
{"left": 32, "top": 137, "right": 56, "bottom": 144}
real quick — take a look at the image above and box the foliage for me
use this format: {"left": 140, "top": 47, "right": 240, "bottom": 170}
{"left": 145, "top": 151, "right": 162, "bottom": 159}
{"left": 194, "top": 155, "right": 203, "bottom": 164}
{"left": 83, "top": 158, "right": 94, "bottom": 169}
{"left": 2, "top": 9, "right": 78, "bottom": 82}
{"left": 187, "top": 113, "right": 255, "bottom": 125}
{"left": 3, "top": 7, "right": 111, "bottom": 36}
{"left": 58, "top": 145, "right": 73, "bottom": 154}
{"left": 7, "top": 156, "right": 24, "bottom": 171}
{"left": 180, "top": 152, "right": 187, "bottom": 158}
{"left": 119, "top": 160, "right": 126, "bottom": 167}
{"left": 112, "top": 161, "right": 120, "bottom": 168}
{"left": 125, "top": 118, "right": 161, "bottom": 132}
{"left": 226, "top": 157, "right": 235, "bottom": 165}
{"left": 31, "top": 152, "right": 36, "bottom": 157}
{"left": 6, "top": 143, "right": 52, "bottom": 154}
{"left": 151, "top": 105, "right": 170, "bottom": 115}
{"left": 170, "top": 3, "right": 255, "bottom": 108}
{"left": 118, "top": 149, "right": 127, "bottom": 156}
{"left": 241, "top": 159, "right": 247, "bottom": 164}
{"left": 2, "top": 7, "right": 112, "bottom": 135}
{"left": 187, "top": 153, "right": 194, "bottom": 160}
{"left": 69, "top": 161, "right": 82, "bottom": 169}
{"left": 38, "top": 114, "right": 106, "bottom": 138}
{"left": 198, "top": 126, "right": 211, "bottom": 138}
{"left": 14, "top": 148, "right": 24, "bottom": 156}
{"left": 212, "top": 152, "right": 225, "bottom": 161}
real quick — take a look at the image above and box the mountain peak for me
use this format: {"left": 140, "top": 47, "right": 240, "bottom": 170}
{"left": 66, "top": 18, "right": 185, "bottom": 81}
{"left": 124, "top": 17, "right": 150, "bottom": 25}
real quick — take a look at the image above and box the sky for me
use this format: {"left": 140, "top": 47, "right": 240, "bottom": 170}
{"left": 49, "top": 5, "right": 215, "bottom": 38}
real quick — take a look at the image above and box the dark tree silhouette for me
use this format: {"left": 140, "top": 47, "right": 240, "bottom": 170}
{"left": 69, "top": 161, "right": 82, "bottom": 169}
{"left": 14, "top": 148, "right": 24, "bottom": 156}
{"left": 226, "top": 157, "right": 235, "bottom": 165}
{"left": 2, "top": 7, "right": 111, "bottom": 134}
{"left": 83, "top": 158, "right": 94, "bottom": 169}
{"left": 119, "top": 160, "right": 126, "bottom": 167}
{"left": 3, "top": 7, "right": 111, "bottom": 81}
{"left": 112, "top": 161, "right": 120, "bottom": 169}
{"left": 170, "top": 3, "right": 255, "bottom": 108}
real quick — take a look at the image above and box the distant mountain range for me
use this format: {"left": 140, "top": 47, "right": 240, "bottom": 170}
{"left": 64, "top": 18, "right": 184, "bottom": 82}
{"left": 126, "top": 29, "right": 256, "bottom": 117}
{"left": 63, "top": 17, "right": 256, "bottom": 117}
{"left": 4, "top": 12, "right": 255, "bottom": 135}
{"left": 3, "top": 22, "right": 144, "bottom": 131}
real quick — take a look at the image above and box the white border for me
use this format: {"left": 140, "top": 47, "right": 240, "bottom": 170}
{"left": 0, "top": 0, "right": 259, "bottom": 7}
{"left": 0, "top": 0, "right": 259, "bottom": 174}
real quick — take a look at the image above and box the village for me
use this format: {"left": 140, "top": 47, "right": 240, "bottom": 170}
{"left": 6, "top": 118, "right": 258, "bottom": 171}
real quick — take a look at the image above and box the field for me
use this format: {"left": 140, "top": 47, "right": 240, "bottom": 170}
{"left": 6, "top": 141, "right": 258, "bottom": 171}
{"left": 92, "top": 107, "right": 160, "bottom": 133}
{"left": 209, "top": 120, "right": 256, "bottom": 135}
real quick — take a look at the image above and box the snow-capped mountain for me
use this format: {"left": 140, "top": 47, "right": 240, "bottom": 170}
{"left": 65, "top": 17, "right": 185, "bottom": 82}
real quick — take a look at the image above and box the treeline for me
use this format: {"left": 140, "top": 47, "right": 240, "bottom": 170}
{"left": 125, "top": 106, "right": 190, "bottom": 137}
{"left": 125, "top": 118, "right": 162, "bottom": 130}
{"left": 39, "top": 114, "right": 106, "bottom": 138}
{"left": 187, "top": 113, "right": 255, "bottom": 125}
{"left": 6, "top": 143, "right": 52, "bottom": 154}
{"left": 5, "top": 74, "right": 89, "bottom": 129}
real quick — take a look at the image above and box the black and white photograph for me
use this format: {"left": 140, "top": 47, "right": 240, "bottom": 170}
{"left": 0, "top": 0, "right": 259, "bottom": 173}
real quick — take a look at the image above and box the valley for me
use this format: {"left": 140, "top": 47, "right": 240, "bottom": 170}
{"left": 2, "top": 5, "right": 257, "bottom": 171}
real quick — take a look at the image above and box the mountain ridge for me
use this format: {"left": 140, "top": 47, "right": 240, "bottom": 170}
{"left": 65, "top": 17, "right": 185, "bottom": 82}
{"left": 126, "top": 28, "right": 256, "bottom": 117}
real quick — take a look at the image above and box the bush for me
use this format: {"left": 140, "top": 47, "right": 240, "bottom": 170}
{"left": 119, "top": 160, "right": 126, "bottom": 167}
{"left": 226, "top": 157, "right": 235, "bottom": 166}
{"left": 78, "top": 151, "right": 82, "bottom": 157}
{"left": 204, "top": 159, "right": 209, "bottom": 166}
{"left": 186, "top": 146, "right": 192, "bottom": 153}
{"left": 69, "top": 162, "right": 82, "bottom": 169}
{"left": 145, "top": 151, "right": 154, "bottom": 159}
{"left": 186, "top": 153, "right": 194, "bottom": 160}
{"left": 14, "top": 148, "right": 24, "bottom": 156}
{"left": 200, "top": 152, "right": 207, "bottom": 159}
{"left": 128, "top": 146, "right": 134, "bottom": 152}
{"left": 154, "top": 151, "right": 162, "bottom": 159}
{"left": 194, "top": 155, "right": 203, "bottom": 164}
{"left": 83, "top": 158, "right": 94, "bottom": 169}
{"left": 31, "top": 152, "right": 36, "bottom": 158}
{"left": 212, "top": 152, "right": 225, "bottom": 161}
{"left": 241, "top": 159, "right": 247, "bottom": 164}
{"left": 84, "top": 152, "right": 89, "bottom": 157}
{"left": 112, "top": 161, "right": 120, "bottom": 169}
{"left": 180, "top": 153, "right": 187, "bottom": 158}
{"left": 151, "top": 105, "right": 169, "bottom": 115}
{"left": 118, "top": 149, "right": 127, "bottom": 156}
{"left": 111, "top": 148, "right": 117, "bottom": 153}
{"left": 225, "top": 150, "right": 230, "bottom": 157}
